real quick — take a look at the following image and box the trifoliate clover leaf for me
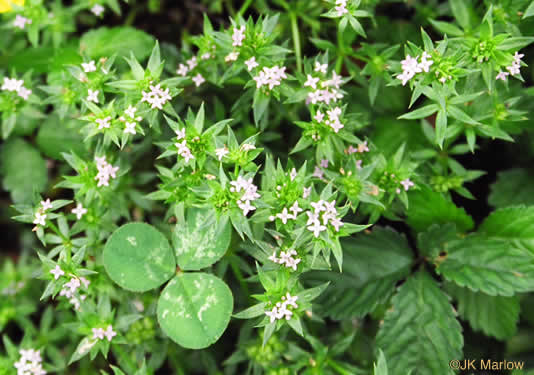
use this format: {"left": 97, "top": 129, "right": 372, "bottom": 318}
{"left": 103, "top": 223, "right": 176, "bottom": 292}
{"left": 172, "top": 207, "right": 231, "bottom": 270}
{"left": 157, "top": 272, "right": 233, "bottom": 349}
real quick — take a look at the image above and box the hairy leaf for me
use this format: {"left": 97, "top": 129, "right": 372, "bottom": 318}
{"left": 376, "top": 271, "right": 463, "bottom": 375}
{"left": 304, "top": 227, "right": 413, "bottom": 319}
{"left": 434, "top": 234, "right": 534, "bottom": 296}
{"left": 488, "top": 169, "right": 534, "bottom": 208}
{"left": 446, "top": 283, "right": 519, "bottom": 340}
{"left": 406, "top": 186, "right": 474, "bottom": 232}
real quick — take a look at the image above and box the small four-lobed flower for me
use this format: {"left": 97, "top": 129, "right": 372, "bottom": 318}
{"left": 72, "top": 203, "right": 88, "bottom": 220}
{"left": 50, "top": 265, "right": 65, "bottom": 280}
{"left": 91, "top": 4, "right": 105, "bottom": 16}
{"left": 232, "top": 25, "right": 246, "bottom": 47}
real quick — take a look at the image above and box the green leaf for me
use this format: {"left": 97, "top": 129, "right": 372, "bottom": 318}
{"left": 478, "top": 206, "right": 534, "bottom": 254}
{"left": 36, "top": 116, "right": 87, "bottom": 160}
{"left": 449, "top": 0, "right": 471, "bottom": 29}
{"left": 172, "top": 208, "right": 231, "bottom": 271}
{"left": 304, "top": 227, "right": 413, "bottom": 319}
{"left": 80, "top": 27, "right": 155, "bottom": 60}
{"left": 103, "top": 223, "right": 176, "bottom": 292}
{"left": 446, "top": 283, "right": 519, "bottom": 340}
{"left": 157, "top": 272, "right": 233, "bottom": 349}
{"left": 434, "top": 234, "right": 534, "bottom": 296}
{"left": 497, "top": 37, "right": 534, "bottom": 51}
{"left": 376, "top": 271, "right": 463, "bottom": 375}
{"left": 523, "top": 0, "right": 534, "bottom": 18}
{"left": 374, "top": 350, "right": 388, "bottom": 375}
{"left": 446, "top": 105, "right": 479, "bottom": 125}
{"left": 0, "top": 138, "right": 47, "bottom": 204}
{"left": 253, "top": 90, "right": 270, "bottom": 126}
{"left": 398, "top": 104, "right": 439, "bottom": 120}
{"left": 429, "top": 20, "right": 464, "bottom": 37}
{"left": 0, "top": 45, "right": 81, "bottom": 74}
{"left": 488, "top": 169, "right": 534, "bottom": 208}
{"left": 406, "top": 186, "right": 474, "bottom": 232}
{"left": 147, "top": 41, "right": 161, "bottom": 75}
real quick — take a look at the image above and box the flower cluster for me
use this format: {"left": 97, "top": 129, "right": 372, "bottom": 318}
{"left": 268, "top": 248, "right": 301, "bottom": 271}
{"left": 305, "top": 199, "right": 344, "bottom": 237}
{"left": 141, "top": 83, "right": 172, "bottom": 110}
{"left": 305, "top": 70, "right": 344, "bottom": 105}
{"left": 33, "top": 199, "right": 52, "bottom": 227}
{"left": 174, "top": 129, "right": 195, "bottom": 163}
{"left": 230, "top": 176, "right": 261, "bottom": 216}
{"left": 95, "top": 156, "right": 119, "bottom": 187}
{"left": 59, "top": 275, "right": 90, "bottom": 310}
{"left": 253, "top": 65, "right": 287, "bottom": 90}
{"left": 314, "top": 107, "right": 344, "bottom": 133}
{"left": 13, "top": 14, "right": 32, "bottom": 29}
{"left": 14, "top": 349, "right": 46, "bottom": 375}
{"left": 334, "top": 0, "right": 349, "bottom": 17}
{"left": 264, "top": 293, "right": 299, "bottom": 323}
{"left": 119, "top": 105, "right": 142, "bottom": 135}
{"left": 269, "top": 201, "right": 303, "bottom": 224}
{"left": 92, "top": 325, "right": 117, "bottom": 342}
{"left": 397, "top": 52, "right": 433, "bottom": 85}
{"left": 2, "top": 76, "right": 32, "bottom": 100}
{"left": 496, "top": 52, "right": 524, "bottom": 81}
{"left": 177, "top": 55, "right": 209, "bottom": 87}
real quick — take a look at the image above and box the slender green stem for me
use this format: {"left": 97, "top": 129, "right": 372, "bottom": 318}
{"left": 238, "top": 0, "right": 254, "bottom": 17}
{"left": 336, "top": 23, "right": 345, "bottom": 73}
{"left": 290, "top": 12, "right": 302, "bottom": 73}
